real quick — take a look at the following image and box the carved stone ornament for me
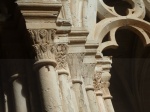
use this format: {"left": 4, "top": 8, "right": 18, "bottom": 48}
{"left": 55, "top": 44, "right": 68, "bottom": 70}
{"left": 28, "top": 29, "right": 57, "bottom": 61}
{"left": 93, "top": 72, "right": 102, "bottom": 91}
{"left": 33, "top": 44, "right": 56, "bottom": 60}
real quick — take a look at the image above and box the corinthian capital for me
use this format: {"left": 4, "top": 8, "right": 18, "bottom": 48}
{"left": 28, "top": 29, "right": 56, "bottom": 61}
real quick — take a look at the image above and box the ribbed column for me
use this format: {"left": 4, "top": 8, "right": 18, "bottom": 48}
{"left": 29, "top": 29, "right": 63, "bottom": 112}
{"left": 93, "top": 62, "right": 108, "bottom": 112}
{"left": 83, "top": 63, "right": 100, "bottom": 112}
{"left": 101, "top": 56, "right": 114, "bottom": 112}
{"left": 56, "top": 44, "right": 76, "bottom": 112}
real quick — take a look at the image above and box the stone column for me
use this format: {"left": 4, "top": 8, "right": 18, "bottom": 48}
{"left": 55, "top": 44, "right": 76, "bottom": 112}
{"left": 4, "top": 94, "right": 8, "bottom": 112}
{"left": 68, "top": 53, "right": 91, "bottom": 112}
{"left": 28, "top": 29, "right": 63, "bottom": 112}
{"left": 7, "top": 60, "right": 29, "bottom": 112}
{"left": 10, "top": 74, "right": 28, "bottom": 112}
{"left": 83, "top": 63, "right": 100, "bottom": 112}
{"left": 93, "top": 61, "right": 108, "bottom": 112}
{"left": 101, "top": 56, "right": 114, "bottom": 112}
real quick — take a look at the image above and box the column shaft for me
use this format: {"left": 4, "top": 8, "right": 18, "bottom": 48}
{"left": 68, "top": 53, "right": 90, "bottom": 112}
{"left": 83, "top": 64, "right": 99, "bottom": 112}
{"left": 11, "top": 75, "right": 28, "bottom": 112}
{"left": 72, "top": 82, "right": 85, "bottom": 112}
{"left": 37, "top": 65, "right": 63, "bottom": 112}
{"left": 95, "top": 91, "right": 108, "bottom": 112}
{"left": 94, "top": 63, "right": 108, "bottom": 112}
{"left": 104, "top": 99, "right": 114, "bottom": 112}
{"left": 59, "top": 74, "right": 76, "bottom": 112}
{"left": 86, "top": 89, "right": 99, "bottom": 112}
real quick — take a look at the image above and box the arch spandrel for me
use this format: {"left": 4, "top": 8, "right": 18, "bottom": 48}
{"left": 93, "top": 17, "right": 150, "bottom": 53}
{"left": 97, "top": 0, "right": 146, "bottom": 19}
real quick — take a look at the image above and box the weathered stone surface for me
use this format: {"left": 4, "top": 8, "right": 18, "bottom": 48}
{"left": 0, "top": 0, "right": 150, "bottom": 112}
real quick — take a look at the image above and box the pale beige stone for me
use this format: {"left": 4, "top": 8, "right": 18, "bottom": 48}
{"left": 9, "top": 0, "right": 150, "bottom": 112}
{"left": 11, "top": 74, "right": 28, "bottom": 112}
{"left": 37, "top": 65, "right": 63, "bottom": 112}
{"left": 97, "top": 0, "right": 145, "bottom": 19}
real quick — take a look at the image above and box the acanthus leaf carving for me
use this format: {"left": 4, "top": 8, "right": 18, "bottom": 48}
{"left": 55, "top": 44, "right": 68, "bottom": 70}
{"left": 28, "top": 29, "right": 57, "bottom": 61}
{"left": 51, "top": 29, "right": 57, "bottom": 40}
{"left": 93, "top": 65, "right": 103, "bottom": 91}
{"left": 32, "top": 43, "right": 56, "bottom": 60}
{"left": 93, "top": 72, "right": 102, "bottom": 91}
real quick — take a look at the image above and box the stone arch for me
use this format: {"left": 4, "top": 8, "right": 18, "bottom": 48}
{"left": 93, "top": 17, "right": 150, "bottom": 55}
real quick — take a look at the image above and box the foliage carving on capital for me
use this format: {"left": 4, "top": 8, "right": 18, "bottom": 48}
{"left": 55, "top": 44, "right": 68, "bottom": 70}
{"left": 28, "top": 29, "right": 56, "bottom": 60}
{"left": 93, "top": 65, "right": 103, "bottom": 91}
{"left": 93, "top": 69, "right": 102, "bottom": 91}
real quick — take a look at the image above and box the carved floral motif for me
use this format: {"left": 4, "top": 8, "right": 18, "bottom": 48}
{"left": 93, "top": 71, "right": 102, "bottom": 91}
{"left": 28, "top": 29, "right": 52, "bottom": 44}
{"left": 55, "top": 44, "right": 68, "bottom": 70}
{"left": 28, "top": 29, "right": 56, "bottom": 60}
{"left": 33, "top": 44, "right": 56, "bottom": 60}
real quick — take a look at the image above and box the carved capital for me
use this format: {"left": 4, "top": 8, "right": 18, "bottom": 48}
{"left": 93, "top": 65, "right": 103, "bottom": 91}
{"left": 28, "top": 29, "right": 56, "bottom": 44}
{"left": 55, "top": 44, "right": 68, "bottom": 71}
{"left": 93, "top": 72, "right": 102, "bottom": 91}
{"left": 28, "top": 29, "right": 57, "bottom": 61}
